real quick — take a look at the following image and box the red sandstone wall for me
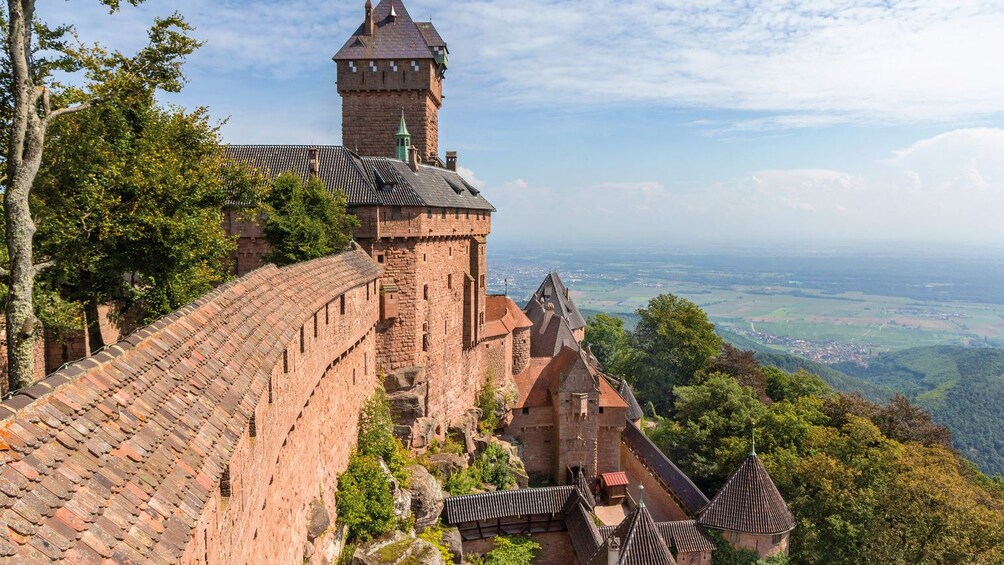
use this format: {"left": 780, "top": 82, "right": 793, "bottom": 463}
{"left": 183, "top": 276, "right": 379, "bottom": 564}
{"left": 223, "top": 208, "right": 269, "bottom": 276}
{"left": 507, "top": 408, "right": 555, "bottom": 480}
{"left": 723, "top": 530, "right": 789, "bottom": 559}
{"left": 619, "top": 442, "right": 690, "bottom": 522}
{"left": 512, "top": 327, "right": 530, "bottom": 376}
{"left": 481, "top": 334, "right": 512, "bottom": 387}
{"left": 340, "top": 91, "right": 440, "bottom": 160}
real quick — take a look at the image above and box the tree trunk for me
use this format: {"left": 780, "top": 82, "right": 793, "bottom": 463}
{"left": 4, "top": 0, "right": 43, "bottom": 392}
{"left": 84, "top": 297, "right": 105, "bottom": 354}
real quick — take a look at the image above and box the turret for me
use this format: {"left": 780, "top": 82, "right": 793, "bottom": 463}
{"left": 396, "top": 111, "right": 411, "bottom": 162}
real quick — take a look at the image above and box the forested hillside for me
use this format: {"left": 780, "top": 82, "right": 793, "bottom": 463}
{"left": 585, "top": 299, "right": 1004, "bottom": 564}
{"left": 716, "top": 329, "right": 893, "bottom": 402}
{"left": 834, "top": 346, "right": 1004, "bottom": 476}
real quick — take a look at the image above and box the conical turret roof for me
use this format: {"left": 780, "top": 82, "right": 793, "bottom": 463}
{"left": 698, "top": 453, "right": 795, "bottom": 534}
{"left": 588, "top": 496, "right": 676, "bottom": 565}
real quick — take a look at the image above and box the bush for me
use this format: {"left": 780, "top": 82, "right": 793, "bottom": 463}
{"left": 477, "top": 371, "right": 503, "bottom": 434}
{"left": 358, "top": 388, "right": 410, "bottom": 483}
{"left": 442, "top": 443, "right": 516, "bottom": 495}
{"left": 472, "top": 536, "right": 540, "bottom": 565}
{"left": 336, "top": 452, "right": 395, "bottom": 542}
{"left": 417, "top": 523, "right": 455, "bottom": 565}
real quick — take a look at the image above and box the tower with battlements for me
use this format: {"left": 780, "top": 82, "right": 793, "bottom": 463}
{"left": 334, "top": 0, "right": 449, "bottom": 162}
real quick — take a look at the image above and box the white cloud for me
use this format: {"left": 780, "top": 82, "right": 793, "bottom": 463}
{"left": 456, "top": 166, "right": 487, "bottom": 190}
{"left": 39, "top": 1, "right": 1004, "bottom": 128}
{"left": 490, "top": 129, "right": 1004, "bottom": 246}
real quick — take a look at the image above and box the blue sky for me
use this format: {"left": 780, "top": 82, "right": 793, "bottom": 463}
{"left": 40, "top": 0, "right": 1004, "bottom": 250}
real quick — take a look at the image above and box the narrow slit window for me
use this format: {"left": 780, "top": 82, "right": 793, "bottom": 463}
{"left": 249, "top": 412, "right": 257, "bottom": 438}
{"left": 220, "top": 466, "right": 232, "bottom": 498}
{"left": 283, "top": 350, "right": 288, "bottom": 373}
{"left": 300, "top": 326, "right": 305, "bottom": 353}
{"left": 340, "top": 295, "right": 346, "bottom": 315}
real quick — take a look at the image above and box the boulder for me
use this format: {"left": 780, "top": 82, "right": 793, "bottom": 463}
{"left": 407, "top": 465, "right": 446, "bottom": 532}
{"left": 388, "top": 385, "right": 427, "bottom": 422}
{"left": 306, "top": 499, "right": 330, "bottom": 541}
{"left": 425, "top": 452, "right": 468, "bottom": 481}
{"left": 352, "top": 531, "right": 445, "bottom": 565}
{"left": 379, "top": 460, "right": 413, "bottom": 522}
{"left": 412, "top": 417, "right": 437, "bottom": 449}
{"left": 442, "top": 527, "right": 464, "bottom": 564}
{"left": 384, "top": 366, "right": 425, "bottom": 393}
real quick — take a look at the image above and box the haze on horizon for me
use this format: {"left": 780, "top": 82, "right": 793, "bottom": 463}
{"left": 41, "top": 0, "right": 1004, "bottom": 251}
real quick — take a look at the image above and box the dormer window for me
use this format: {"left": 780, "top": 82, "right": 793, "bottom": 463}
{"left": 374, "top": 170, "right": 396, "bottom": 191}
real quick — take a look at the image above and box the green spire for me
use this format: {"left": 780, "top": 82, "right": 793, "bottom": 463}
{"left": 396, "top": 110, "right": 411, "bottom": 162}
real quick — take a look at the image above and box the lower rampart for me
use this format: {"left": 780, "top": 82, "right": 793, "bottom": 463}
{"left": 0, "top": 249, "right": 381, "bottom": 563}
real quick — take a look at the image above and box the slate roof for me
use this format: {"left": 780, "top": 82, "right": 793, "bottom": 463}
{"left": 0, "top": 249, "right": 380, "bottom": 563}
{"left": 526, "top": 272, "right": 586, "bottom": 332}
{"left": 588, "top": 501, "right": 677, "bottom": 565}
{"left": 528, "top": 308, "right": 579, "bottom": 359}
{"left": 617, "top": 379, "right": 644, "bottom": 421}
{"left": 333, "top": 0, "right": 446, "bottom": 61}
{"left": 566, "top": 499, "right": 603, "bottom": 564}
{"left": 224, "top": 146, "right": 494, "bottom": 212}
{"left": 698, "top": 453, "right": 795, "bottom": 535}
{"left": 622, "top": 423, "right": 710, "bottom": 516}
{"left": 599, "top": 520, "right": 716, "bottom": 555}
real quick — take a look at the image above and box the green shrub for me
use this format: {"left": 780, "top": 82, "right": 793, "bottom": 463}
{"left": 336, "top": 452, "right": 395, "bottom": 542}
{"left": 477, "top": 371, "right": 502, "bottom": 434}
{"left": 482, "top": 536, "right": 540, "bottom": 565}
{"left": 358, "top": 388, "right": 410, "bottom": 484}
{"left": 444, "top": 467, "right": 479, "bottom": 496}
{"left": 474, "top": 443, "right": 516, "bottom": 491}
{"left": 417, "top": 524, "right": 455, "bottom": 565}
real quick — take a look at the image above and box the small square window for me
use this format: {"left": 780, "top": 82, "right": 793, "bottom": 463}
{"left": 522, "top": 407, "right": 530, "bottom": 415}
{"left": 599, "top": 407, "right": 605, "bottom": 414}
{"left": 377, "top": 254, "right": 385, "bottom": 264}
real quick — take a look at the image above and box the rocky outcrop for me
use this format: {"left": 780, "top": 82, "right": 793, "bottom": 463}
{"left": 442, "top": 527, "right": 464, "bottom": 564}
{"left": 306, "top": 499, "right": 331, "bottom": 541}
{"left": 407, "top": 465, "right": 446, "bottom": 532}
{"left": 425, "top": 452, "right": 468, "bottom": 480}
{"left": 352, "top": 530, "right": 446, "bottom": 565}
{"left": 385, "top": 367, "right": 438, "bottom": 448}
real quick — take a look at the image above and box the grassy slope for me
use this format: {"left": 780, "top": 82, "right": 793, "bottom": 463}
{"left": 833, "top": 346, "right": 1004, "bottom": 476}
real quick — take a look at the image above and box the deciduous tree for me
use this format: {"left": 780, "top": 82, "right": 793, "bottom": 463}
{"left": 2, "top": 0, "right": 198, "bottom": 390}
{"left": 261, "top": 172, "right": 358, "bottom": 266}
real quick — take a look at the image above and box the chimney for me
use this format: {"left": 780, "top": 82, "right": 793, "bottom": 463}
{"left": 408, "top": 144, "right": 420, "bottom": 172}
{"left": 446, "top": 151, "right": 458, "bottom": 172}
{"left": 364, "top": 0, "right": 374, "bottom": 35}
{"left": 607, "top": 536, "right": 621, "bottom": 565}
{"left": 308, "top": 147, "right": 319, "bottom": 176}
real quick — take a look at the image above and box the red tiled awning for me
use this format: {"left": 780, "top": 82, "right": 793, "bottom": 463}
{"left": 601, "top": 471, "right": 629, "bottom": 487}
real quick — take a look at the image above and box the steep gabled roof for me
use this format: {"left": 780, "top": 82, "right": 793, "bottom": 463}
{"left": 528, "top": 309, "right": 579, "bottom": 359}
{"left": 698, "top": 453, "right": 795, "bottom": 535}
{"left": 617, "top": 379, "right": 644, "bottom": 420}
{"left": 224, "top": 146, "right": 495, "bottom": 212}
{"left": 526, "top": 272, "right": 586, "bottom": 331}
{"left": 622, "top": 423, "right": 709, "bottom": 516}
{"left": 334, "top": 0, "right": 445, "bottom": 61}
{"left": 588, "top": 501, "right": 677, "bottom": 565}
{"left": 599, "top": 520, "right": 716, "bottom": 555}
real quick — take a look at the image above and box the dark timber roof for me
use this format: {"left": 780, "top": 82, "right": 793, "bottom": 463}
{"left": 588, "top": 502, "right": 677, "bottom": 565}
{"left": 0, "top": 250, "right": 380, "bottom": 562}
{"left": 698, "top": 453, "right": 795, "bottom": 535}
{"left": 617, "top": 379, "right": 644, "bottom": 421}
{"left": 224, "top": 145, "right": 494, "bottom": 211}
{"left": 622, "top": 423, "right": 710, "bottom": 516}
{"left": 442, "top": 486, "right": 576, "bottom": 524}
{"left": 526, "top": 272, "right": 586, "bottom": 331}
{"left": 566, "top": 500, "right": 603, "bottom": 564}
{"left": 334, "top": 0, "right": 446, "bottom": 61}
{"left": 599, "top": 520, "right": 716, "bottom": 555}
{"left": 527, "top": 308, "right": 579, "bottom": 359}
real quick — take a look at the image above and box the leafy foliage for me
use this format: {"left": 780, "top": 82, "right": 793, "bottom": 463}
{"left": 417, "top": 523, "right": 455, "bottom": 565}
{"left": 335, "top": 452, "right": 395, "bottom": 543}
{"left": 357, "top": 388, "right": 410, "bottom": 484}
{"left": 583, "top": 312, "right": 633, "bottom": 375}
{"left": 468, "top": 536, "right": 541, "bottom": 565}
{"left": 261, "top": 172, "right": 358, "bottom": 266}
{"left": 765, "top": 367, "right": 831, "bottom": 402}
{"left": 707, "top": 343, "right": 770, "bottom": 402}
{"left": 834, "top": 345, "right": 1004, "bottom": 475}
{"left": 443, "top": 443, "right": 516, "bottom": 495}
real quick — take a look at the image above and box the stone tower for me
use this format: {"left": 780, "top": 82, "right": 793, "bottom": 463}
{"left": 334, "top": 0, "right": 449, "bottom": 161}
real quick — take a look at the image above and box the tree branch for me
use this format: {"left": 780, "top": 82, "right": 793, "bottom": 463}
{"left": 44, "top": 96, "right": 104, "bottom": 124}
{"left": 32, "top": 261, "right": 54, "bottom": 276}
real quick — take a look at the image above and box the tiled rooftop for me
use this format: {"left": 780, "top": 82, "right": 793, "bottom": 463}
{"left": 698, "top": 452, "right": 795, "bottom": 535}
{"left": 0, "top": 249, "right": 379, "bottom": 562}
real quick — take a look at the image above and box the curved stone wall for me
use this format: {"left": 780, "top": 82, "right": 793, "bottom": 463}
{"left": 0, "top": 249, "right": 380, "bottom": 563}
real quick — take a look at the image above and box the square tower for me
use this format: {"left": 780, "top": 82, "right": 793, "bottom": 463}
{"left": 333, "top": 0, "right": 449, "bottom": 161}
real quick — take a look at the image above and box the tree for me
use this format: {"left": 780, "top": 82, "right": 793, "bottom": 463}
{"left": 765, "top": 367, "right": 831, "bottom": 403}
{"left": 583, "top": 313, "right": 633, "bottom": 375}
{"left": 33, "top": 88, "right": 252, "bottom": 351}
{"left": 261, "top": 172, "right": 358, "bottom": 266}
{"left": 336, "top": 452, "right": 396, "bottom": 542}
{"left": 648, "top": 372, "right": 764, "bottom": 492}
{"left": 2, "top": 1, "right": 199, "bottom": 390}
{"left": 707, "top": 343, "right": 769, "bottom": 402}
{"left": 628, "top": 293, "right": 722, "bottom": 412}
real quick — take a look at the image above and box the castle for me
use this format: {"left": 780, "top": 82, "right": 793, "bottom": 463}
{"left": 0, "top": 1, "right": 793, "bottom": 563}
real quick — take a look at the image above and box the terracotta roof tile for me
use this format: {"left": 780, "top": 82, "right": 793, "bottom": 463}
{"left": 698, "top": 453, "right": 795, "bottom": 535}
{"left": 0, "top": 249, "right": 379, "bottom": 561}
